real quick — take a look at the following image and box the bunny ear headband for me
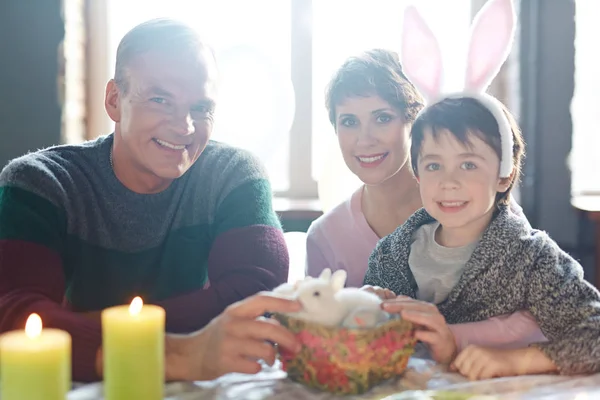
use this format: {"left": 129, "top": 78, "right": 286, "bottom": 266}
{"left": 401, "top": 0, "right": 516, "bottom": 178}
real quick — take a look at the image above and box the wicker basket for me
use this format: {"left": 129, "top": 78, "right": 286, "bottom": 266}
{"left": 274, "top": 313, "right": 417, "bottom": 395}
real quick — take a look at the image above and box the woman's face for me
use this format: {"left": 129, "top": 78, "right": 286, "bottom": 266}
{"left": 335, "top": 95, "right": 411, "bottom": 186}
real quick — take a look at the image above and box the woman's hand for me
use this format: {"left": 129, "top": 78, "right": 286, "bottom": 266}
{"left": 164, "top": 292, "right": 302, "bottom": 381}
{"left": 382, "top": 296, "right": 457, "bottom": 364}
{"left": 451, "top": 345, "right": 558, "bottom": 380}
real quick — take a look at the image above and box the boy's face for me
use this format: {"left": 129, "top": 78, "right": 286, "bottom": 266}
{"left": 416, "top": 128, "right": 511, "bottom": 243}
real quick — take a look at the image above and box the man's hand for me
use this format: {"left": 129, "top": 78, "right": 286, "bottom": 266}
{"left": 361, "top": 285, "right": 396, "bottom": 300}
{"left": 382, "top": 296, "right": 456, "bottom": 364}
{"left": 165, "top": 292, "right": 302, "bottom": 381}
{"left": 451, "top": 345, "right": 558, "bottom": 380}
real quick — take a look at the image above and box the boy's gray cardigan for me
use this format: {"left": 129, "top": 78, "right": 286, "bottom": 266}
{"left": 364, "top": 204, "right": 600, "bottom": 375}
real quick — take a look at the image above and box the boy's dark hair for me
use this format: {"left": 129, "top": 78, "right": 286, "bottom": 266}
{"left": 324, "top": 49, "right": 425, "bottom": 128}
{"left": 410, "top": 97, "right": 525, "bottom": 205}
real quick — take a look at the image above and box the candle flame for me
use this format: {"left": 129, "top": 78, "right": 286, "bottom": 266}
{"left": 129, "top": 296, "right": 143, "bottom": 316}
{"left": 25, "top": 313, "right": 42, "bottom": 338}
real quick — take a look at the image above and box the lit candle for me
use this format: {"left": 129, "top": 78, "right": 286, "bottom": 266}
{"left": 102, "top": 297, "right": 165, "bottom": 400}
{"left": 0, "top": 313, "right": 71, "bottom": 400}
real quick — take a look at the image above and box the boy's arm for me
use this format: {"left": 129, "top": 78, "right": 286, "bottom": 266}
{"left": 525, "top": 235, "right": 600, "bottom": 374}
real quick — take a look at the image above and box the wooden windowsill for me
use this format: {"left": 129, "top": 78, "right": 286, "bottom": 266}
{"left": 572, "top": 193, "right": 600, "bottom": 215}
{"left": 273, "top": 197, "right": 323, "bottom": 221}
{"left": 572, "top": 193, "right": 600, "bottom": 290}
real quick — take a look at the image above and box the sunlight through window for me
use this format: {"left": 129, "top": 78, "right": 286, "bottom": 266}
{"left": 104, "top": 0, "right": 473, "bottom": 197}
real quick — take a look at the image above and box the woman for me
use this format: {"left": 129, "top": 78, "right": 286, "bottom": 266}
{"left": 306, "top": 49, "right": 424, "bottom": 287}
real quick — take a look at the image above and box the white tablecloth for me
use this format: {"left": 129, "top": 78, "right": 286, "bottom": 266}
{"left": 67, "top": 352, "right": 600, "bottom": 400}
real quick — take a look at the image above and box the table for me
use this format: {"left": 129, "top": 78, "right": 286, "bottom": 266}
{"left": 571, "top": 194, "right": 600, "bottom": 289}
{"left": 65, "top": 346, "right": 600, "bottom": 400}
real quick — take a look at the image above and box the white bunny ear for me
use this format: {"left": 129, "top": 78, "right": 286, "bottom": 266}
{"left": 330, "top": 270, "right": 347, "bottom": 292}
{"left": 400, "top": 5, "right": 444, "bottom": 102}
{"left": 318, "top": 268, "right": 332, "bottom": 281}
{"left": 464, "top": 0, "right": 516, "bottom": 92}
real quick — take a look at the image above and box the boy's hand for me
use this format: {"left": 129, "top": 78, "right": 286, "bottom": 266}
{"left": 451, "top": 345, "right": 558, "bottom": 380}
{"left": 382, "top": 296, "right": 456, "bottom": 364}
{"left": 360, "top": 285, "right": 396, "bottom": 300}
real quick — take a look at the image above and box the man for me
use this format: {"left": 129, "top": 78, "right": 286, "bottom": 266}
{"left": 0, "top": 18, "right": 296, "bottom": 382}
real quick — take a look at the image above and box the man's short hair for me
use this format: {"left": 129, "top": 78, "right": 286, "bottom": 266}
{"left": 114, "top": 18, "right": 215, "bottom": 93}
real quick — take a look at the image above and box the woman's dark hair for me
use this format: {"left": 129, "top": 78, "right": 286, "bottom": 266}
{"left": 325, "top": 49, "right": 424, "bottom": 128}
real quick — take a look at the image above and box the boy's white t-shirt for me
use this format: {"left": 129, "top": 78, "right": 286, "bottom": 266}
{"left": 409, "top": 221, "right": 479, "bottom": 304}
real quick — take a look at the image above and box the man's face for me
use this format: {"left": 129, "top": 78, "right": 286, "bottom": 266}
{"left": 106, "top": 47, "right": 218, "bottom": 192}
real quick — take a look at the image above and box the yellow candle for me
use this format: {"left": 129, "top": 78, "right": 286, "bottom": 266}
{"left": 102, "top": 297, "right": 165, "bottom": 400}
{"left": 0, "top": 313, "right": 71, "bottom": 400}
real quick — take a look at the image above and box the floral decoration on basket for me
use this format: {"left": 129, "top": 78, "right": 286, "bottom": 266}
{"left": 271, "top": 268, "right": 417, "bottom": 395}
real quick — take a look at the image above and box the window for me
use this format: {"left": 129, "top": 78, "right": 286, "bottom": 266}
{"left": 91, "top": 0, "right": 475, "bottom": 201}
{"left": 571, "top": 0, "right": 600, "bottom": 195}
{"left": 100, "top": 0, "right": 292, "bottom": 192}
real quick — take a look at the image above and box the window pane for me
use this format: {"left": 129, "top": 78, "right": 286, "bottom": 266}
{"left": 106, "top": 0, "right": 292, "bottom": 192}
{"left": 312, "top": 0, "right": 472, "bottom": 203}
{"left": 571, "top": 0, "right": 600, "bottom": 194}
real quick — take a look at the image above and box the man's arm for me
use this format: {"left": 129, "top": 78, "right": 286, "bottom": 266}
{"left": 156, "top": 177, "right": 288, "bottom": 333}
{"left": 164, "top": 293, "right": 302, "bottom": 382}
{"left": 0, "top": 175, "right": 102, "bottom": 382}
{"left": 92, "top": 293, "right": 303, "bottom": 382}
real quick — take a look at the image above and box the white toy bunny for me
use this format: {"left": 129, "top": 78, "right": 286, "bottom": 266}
{"left": 271, "top": 268, "right": 330, "bottom": 298}
{"left": 288, "top": 269, "right": 349, "bottom": 326}
{"left": 401, "top": 0, "right": 516, "bottom": 178}
{"left": 272, "top": 275, "right": 316, "bottom": 298}
{"left": 274, "top": 268, "right": 387, "bottom": 328}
